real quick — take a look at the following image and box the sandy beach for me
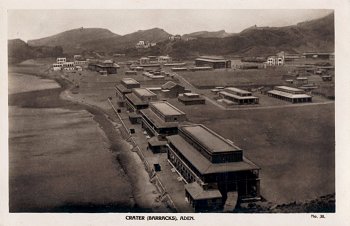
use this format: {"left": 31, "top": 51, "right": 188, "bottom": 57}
{"left": 8, "top": 65, "right": 170, "bottom": 212}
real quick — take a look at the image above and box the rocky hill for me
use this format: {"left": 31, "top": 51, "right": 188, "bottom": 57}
{"left": 80, "top": 28, "right": 171, "bottom": 52}
{"left": 11, "top": 13, "right": 334, "bottom": 61}
{"left": 8, "top": 39, "right": 63, "bottom": 64}
{"left": 27, "top": 27, "right": 119, "bottom": 53}
{"left": 182, "top": 30, "right": 233, "bottom": 39}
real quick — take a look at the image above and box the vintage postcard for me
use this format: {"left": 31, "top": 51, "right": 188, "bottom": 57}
{"left": 1, "top": 0, "right": 349, "bottom": 226}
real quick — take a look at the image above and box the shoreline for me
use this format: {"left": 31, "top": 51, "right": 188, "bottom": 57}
{"left": 8, "top": 66, "right": 171, "bottom": 212}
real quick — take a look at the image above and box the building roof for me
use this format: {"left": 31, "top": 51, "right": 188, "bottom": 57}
{"left": 195, "top": 58, "right": 228, "bottom": 63}
{"left": 103, "top": 60, "right": 113, "bottom": 64}
{"left": 125, "top": 93, "right": 148, "bottom": 106}
{"left": 225, "top": 87, "right": 252, "bottom": 95}
{"left": 148, "top": 137, "right": 167, "bottom": 147}
{"left": 140, "top": 108, "right": 179, "bottom": 129}
{"left": 178, "top": 96, "right": 205, "bottom": 102}
{"left": 181, "top": 124, "right": 241, "bottom": 153}
{"left": 183, "top": 93, "right": 199, "bottom": 97}
{"left": 198, "top": 56, "right": 225, "bottom": 60}
{"left": 268, "top": 90, "right": 312, "bottom": 99}
{"left": 150, "top": 101, "right": 185, "bottom": 116}
{"left": 219, "top": 91, "right": 258, "bottom": 100}
{"left": 184, "top": 182, "right": 222, "bottom": 200}
{"left": 122, "top": 78, "right": 139, "bottom": 85}
{"left": 167, "top": 135, "right": 259, "bottom": 175}
{"left": 161, "top": 81, "right": 180, "bottom": 90}
{"left": 115, "top": 84, "right": 131, "bottom": 93}
{"left": 133, "top": 88, "right": 157, "bottom": 97}
{"left": 275, "top": 86, "right": 304, "bottom": 92}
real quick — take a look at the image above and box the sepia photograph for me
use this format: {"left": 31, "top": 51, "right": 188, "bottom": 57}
{"left": 1, "top": 1, "right": 350, "bottom": 226}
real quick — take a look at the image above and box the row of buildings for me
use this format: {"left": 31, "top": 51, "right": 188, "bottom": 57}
{"left": 135, "top": 41, "right": 157, "bottom": 49}
{"left": 52, "top": 57, "right": 87, "bottom": 71}
{"left": 214, "top": 85, "right": 312, "bottom": 106}
{"left": 114, "top": 77, "right": 261, "bottom": 212}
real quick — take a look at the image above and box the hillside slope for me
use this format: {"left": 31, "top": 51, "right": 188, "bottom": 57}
{"left": 81, "top": 28, "right": 171, "bottom": 52}
{"left": 168, "top": 13, "right": 334, "bottom": 57}
{"left": 182, "top": 30, "right": 233, "bottom": 39}
{"left": 27, "top": 27, "right": 119, "bottom": 53}
{"left": 8, "top": 39, "right": 63, "bottom": 64}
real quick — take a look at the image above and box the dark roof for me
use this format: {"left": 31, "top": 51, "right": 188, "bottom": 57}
{"left": 167, "top": 135, "right": 259, "bottom": 175}
{"left": 115, "top": 84, "right": 131, "bottom": 94}
{"left": 185, "top": 182, "right": 222, "bottom": 200}
{"left": 181, "top": 125, "right": 241, "bottom": 153}
{"left": 148, "top": 137, "right": 167, "bottom": 147}
{"left": 219, "top": 91, "right": 258, "bottom": 100}
{"left": 150, "top": 101, "right": 185, "bottom": 116}
{"left": 199, "top": 56, "right": 225, "bottom": 60}
{"left": 161, "top": 81, "right": 178, "bottom": 90}
{"left": 140, "top": 108, "right": 179, "bottom": 129}
{"left": 178, "top": 96, "right": 205, "bottom": 102}
{"left": 125, "top": 93, "right": 148, "bottom": 106}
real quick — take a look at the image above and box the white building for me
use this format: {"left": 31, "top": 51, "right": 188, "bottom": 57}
{"left": 57, "top": 57, "right": 66, "bottom": 64}
{"left": 63, "top": 62, "right": 75, "bottom": 71}
{"left": 158, "top": 56, "right": 172, "bottom": 63}
{"left": 52, "top": 63, "right": 63, "bottom": 71}
{"left": 74, "top": 60, "right": 87, "bottom": 66}
{"left": 266, "top": 52, "right": 284, "bottom": 66}
{"left": 136, "top": 41, "right": 150, "bottom": 49}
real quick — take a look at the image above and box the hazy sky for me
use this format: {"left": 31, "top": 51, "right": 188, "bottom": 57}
{"left": 8, "top": 9, "right": 333, "bottom": 41}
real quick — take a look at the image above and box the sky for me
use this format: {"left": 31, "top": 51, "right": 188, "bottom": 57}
{"left": 8, "top": 9, "right": 333, "bottom": 41}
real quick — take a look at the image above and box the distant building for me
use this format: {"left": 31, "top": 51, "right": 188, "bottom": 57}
{"left": 218, "top": 87, "right": 259, "bottom": 105}
{"left": 158, "top": 56, "right": 172, "bottom": 63}
{"left": 115, "top": 78, "right": 141, "bottom": 102}
{"left": 302, "top": 52, "right": 334, "bottom": 60}
{"left": 195, "top": 56, "right": 231, "bottom": 69}
{"left": 169, "top": 35, "right": 182, "bottom": 41}
{"left": 267, "top": 86, "right": 312, "bottom": 103}
{"left": 74, "top": 60, "right": 87, "bottom": 66}
{"left": 178, "top": 93, "right": 206, "bottom": 105}
{"left": 167, "top": 124, "right": 261, "bottom": 211}
{"left": 136, "top": 41, "right": 156, "bottom": 49}
{"left": 161, "top": 81, "right": 186, "bottom": 98}
{"left": 56, "top": 57, "right": 66, "bottom": 64}
{"left": 125, "top": 88, "right": 158, "bottom": 112}
{"left": 140, "top": 101, "right": 187, "bottom": 140}
{"left": 266, "top": 52, "right": 285, "bottom": 66}
{"left": 52, "top": 63, "right": 62, "bottom": 71}
{"left": 88, "top": 60, "right": 118, "bottom": 75}
{"left": 62, "top": 62, "right": 75, "bottom": 71}
{"left": 140, "top": 57, "right": 150, "bottom": 65}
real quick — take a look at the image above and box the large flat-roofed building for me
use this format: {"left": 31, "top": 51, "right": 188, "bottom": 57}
{"left": 88, "top": 60, "right": 118, "bottom": 74}
{"left": 267, "top": 86, "right": 312, "bottom": 103}
{"left": 140, "top": 101, "right": 186, "bottom": 140}
{"left": 195, "top": 56, "right": 231, "bottom": 69}
{"left": 125, "top": 88, "right": 157, "bottom": 112}
{"left": 219, "top": 87, "right": 259, "bottom": 105}
{"left": 167, "top": 124, "right": 260, "bottom": 211}
{"left": 115, "top": 78, "right": 141, "bottom": 101}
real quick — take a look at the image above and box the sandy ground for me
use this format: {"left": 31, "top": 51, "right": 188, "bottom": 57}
{"left": 8, "top": 68, "right": 170, "bottom": 212}
{"left": 167, "top": 98, "right": 335, "bottom": 205}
